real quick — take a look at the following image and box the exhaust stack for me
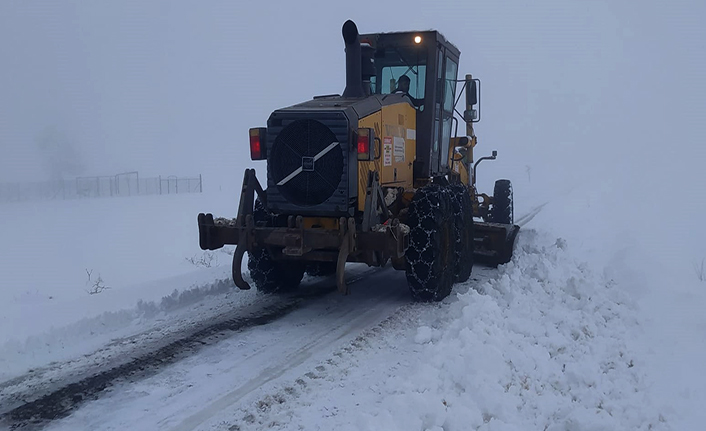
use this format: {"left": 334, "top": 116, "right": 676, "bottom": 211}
{"left": 342, "top": 20, "right": 365, "bottom": 98}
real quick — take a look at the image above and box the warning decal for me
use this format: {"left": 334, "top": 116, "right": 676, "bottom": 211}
{"left": 383, "top": 137, "right": 393, "bottom": 166}
{"left": 393, "top": 136, "right": 405, "bottom": 163}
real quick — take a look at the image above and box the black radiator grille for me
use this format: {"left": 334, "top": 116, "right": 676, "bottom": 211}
{"left": 270, "top": 119, "right": 344, "bottom": 206}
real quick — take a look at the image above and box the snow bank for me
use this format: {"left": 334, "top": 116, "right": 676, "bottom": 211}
{"left": 359, "top": 231, "right": 665, "bottom": 430}
{"left": 244, "top": 230, "right": 669, "bottom": 431}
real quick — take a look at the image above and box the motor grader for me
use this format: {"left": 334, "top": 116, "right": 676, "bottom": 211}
{"left": 198, "top": 20, "right": 519, "bottom": 301}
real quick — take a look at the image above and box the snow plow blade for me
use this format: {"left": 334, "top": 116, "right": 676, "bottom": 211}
{"left": 473, "top": 222, "right": 519, "bottom": 266}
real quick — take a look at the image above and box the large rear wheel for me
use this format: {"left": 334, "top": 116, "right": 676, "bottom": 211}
{"left": 247, "top": 197, "right": 305, "bottom": 293}
{"left": 448, "top": 183, "right": 474, "bottom": 283}
{"left": 305, "top": 262, "right": 337, "bottom": 277}
{"left": 404, "top": 184, "right": 455, "bottom": 302}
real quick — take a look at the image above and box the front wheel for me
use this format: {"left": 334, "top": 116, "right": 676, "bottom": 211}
{"left": 490, "top": 179, "right": 514, "bottom": 225}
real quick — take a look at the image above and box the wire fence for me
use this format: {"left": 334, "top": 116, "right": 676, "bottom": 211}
{"left": 0, "top": 172, "right": 203, "bottom": 203}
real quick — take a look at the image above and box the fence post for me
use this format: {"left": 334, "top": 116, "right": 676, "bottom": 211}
{"left": 159, "top": 176, "right": 162, "bottom": 195}
{"left": 199, "top": 174, "right": 203, "bottom": 193}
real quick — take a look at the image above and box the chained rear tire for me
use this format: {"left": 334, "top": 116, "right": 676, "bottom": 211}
{"left": 404, "top": 184, "right": 455, "bottom": 302}
{"left": 247, "top": 197, "right": 305, "bottom": 293}
{"left": 448, "top": 183, "right": 474, "bottom": 282}
{"left": 490, "top": 179, "right": 514, "bottom": 225}
{"left": 305, "top": 262, "right": 337, "bottom": 277}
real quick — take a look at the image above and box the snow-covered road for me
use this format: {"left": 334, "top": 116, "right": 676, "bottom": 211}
{"left": 3, "top": 185, "right": 702, "bottom": 430}
{"left": 3, "top": 1, "right": 706, "bottom": 429}
{"left": 37, "top": 263, "right": 419, "bottom": 431}
{"left": 33, "top": 229, "right": 671, "bottom": 431}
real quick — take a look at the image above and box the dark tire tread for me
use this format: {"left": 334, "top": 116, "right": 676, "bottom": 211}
{"left": 448, "top": 183, "right": 474, "bottom": 283}
{"left": 404, "top": 184, "right": 455, "bottom": 302}
{"left": 490, "top": 179, "right": 514, "bottom": 225}
{"left": 247, "top": 198, "right": 304, "bottom": 293}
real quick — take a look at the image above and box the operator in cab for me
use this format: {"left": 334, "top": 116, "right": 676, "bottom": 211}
{"left": 394, "top": 75, "right": 424, "bottom": 109}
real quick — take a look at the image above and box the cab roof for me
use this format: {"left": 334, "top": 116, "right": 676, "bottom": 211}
{"left": 359, "top": 29, "right": 461, "bottom": 59}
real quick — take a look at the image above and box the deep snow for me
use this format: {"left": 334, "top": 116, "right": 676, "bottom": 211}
{"left": 1, "top": 184, "right": 704, "bottom": 430}
{"left": 2, "top": 0, "right": 706, "bottom": 429}
{"left": 211, "top": 230, "right": 668, "bottom": 431}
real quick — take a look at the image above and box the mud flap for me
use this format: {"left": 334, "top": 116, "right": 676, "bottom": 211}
{"left": 336, "top": 218, "right": 356, "bottom": 295}
{"left": 231, "top": 214, "right": 254, "bottom": 290}
{"left": 231, "top": 232, "right": 251, "bottom": 290}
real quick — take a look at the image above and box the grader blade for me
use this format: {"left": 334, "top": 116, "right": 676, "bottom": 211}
{"left": 473, "top": 222, "right": 519, "bottom": 266}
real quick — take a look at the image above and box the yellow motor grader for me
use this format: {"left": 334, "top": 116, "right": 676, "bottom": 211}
{"left": 198, "top": 20, "right": 519, "bottom": 301}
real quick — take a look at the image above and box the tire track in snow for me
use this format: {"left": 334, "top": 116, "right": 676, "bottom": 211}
{"left": 515, "top": 201, "right": 549, "bottom": 227}
{"left": 168, "top": 281, "right": 409, "bottom": 431}
{"left": 0, "top": 267, "right": 380, "bottom": 430}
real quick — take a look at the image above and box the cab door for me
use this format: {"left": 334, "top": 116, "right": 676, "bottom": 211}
{"left": 432, "top": 47, "right": 459, "bottom": 175}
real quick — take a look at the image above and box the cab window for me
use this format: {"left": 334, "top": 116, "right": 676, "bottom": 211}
{"left": 372, "top": 47, "right": 427, "bottom": 100}
{"left": 380, "top": 65, "right": 426, "bottom": 99}
{"left": 443, "top": 57, "right": 458, "bottom": 113}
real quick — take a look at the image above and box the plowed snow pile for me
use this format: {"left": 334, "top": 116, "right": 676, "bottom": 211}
{"left": 220, "top": 229, "right": 666, "bottom": 431}
{"left": 400, "top": 232, "right": 660, "bottom": 430}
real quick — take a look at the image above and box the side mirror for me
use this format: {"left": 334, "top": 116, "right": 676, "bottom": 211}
{"left": 466, "top": 78, "right": 478, "bottom": 106}
{"left": 464, "top": 76, "right": 481, "bottom": 123}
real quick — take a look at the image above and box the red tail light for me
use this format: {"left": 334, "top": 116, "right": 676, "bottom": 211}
{"left": 249, "top": 128, "right": 267, "bottom": 160}
{"left": 357, "top": 136, "right": 369, "bottom": 155}
{"left": 357, "top": 128, "right": 374, "bottom": 161}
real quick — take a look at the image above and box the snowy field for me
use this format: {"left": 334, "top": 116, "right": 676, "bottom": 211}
{"left": 2, "top": 0, "right": 706, "bottom": 430}
{"left": 0, "top": 192, "right": 239, "bottom": 378}
{"left": 1, "top": 172, "right": 705, "bottom": 430}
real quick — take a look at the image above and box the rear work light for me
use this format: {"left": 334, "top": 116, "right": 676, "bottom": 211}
{"left": 357, "top": 128, "right": 375, "bottom": 161}
{"left": 249, "top": 128, "right": 267, "bottom": 160}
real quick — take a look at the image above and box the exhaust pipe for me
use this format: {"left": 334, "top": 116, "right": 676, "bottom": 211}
{"left": 342, "top": 20, "right": 365, "bottom": 98}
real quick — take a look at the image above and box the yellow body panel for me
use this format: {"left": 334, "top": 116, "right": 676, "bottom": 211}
{"left": 357, "top": 102, "right": 416, "bottom": 212}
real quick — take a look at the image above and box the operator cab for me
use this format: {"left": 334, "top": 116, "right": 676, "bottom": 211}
{"left": 360, "top": 30, "right": 462, "bottom": 178}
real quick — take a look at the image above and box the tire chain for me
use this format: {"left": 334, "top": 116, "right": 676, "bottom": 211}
{"left": 448, "top": 183, "right": 474, "bottom": 282}
{"left": 247, "top": 197, "right": 303, "bottom": 293}
{"left": 404, "top": 184, "right": 454, "bottom": 301}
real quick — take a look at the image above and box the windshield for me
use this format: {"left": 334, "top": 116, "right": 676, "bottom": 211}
{"left": 371, "top": 47, "right": 427, "bottom": 100}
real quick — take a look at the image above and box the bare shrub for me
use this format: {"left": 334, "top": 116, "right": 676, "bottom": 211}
{"left": 85, "top": 269, "right": 110, "bottom": 295}
{"left": 186, "top": 252, "right": 219, "bottom": 268}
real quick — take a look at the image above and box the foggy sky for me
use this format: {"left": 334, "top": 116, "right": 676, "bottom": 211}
{"left": 1, "top": 0, "right": 704, "bottom": 192}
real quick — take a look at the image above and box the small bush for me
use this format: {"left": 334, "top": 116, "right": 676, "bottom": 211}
{"left": 85, "top": 269, "right": 110, "bottom": 295}
{"left": 186, "top": 251, "right": 219, "bottom": 268}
